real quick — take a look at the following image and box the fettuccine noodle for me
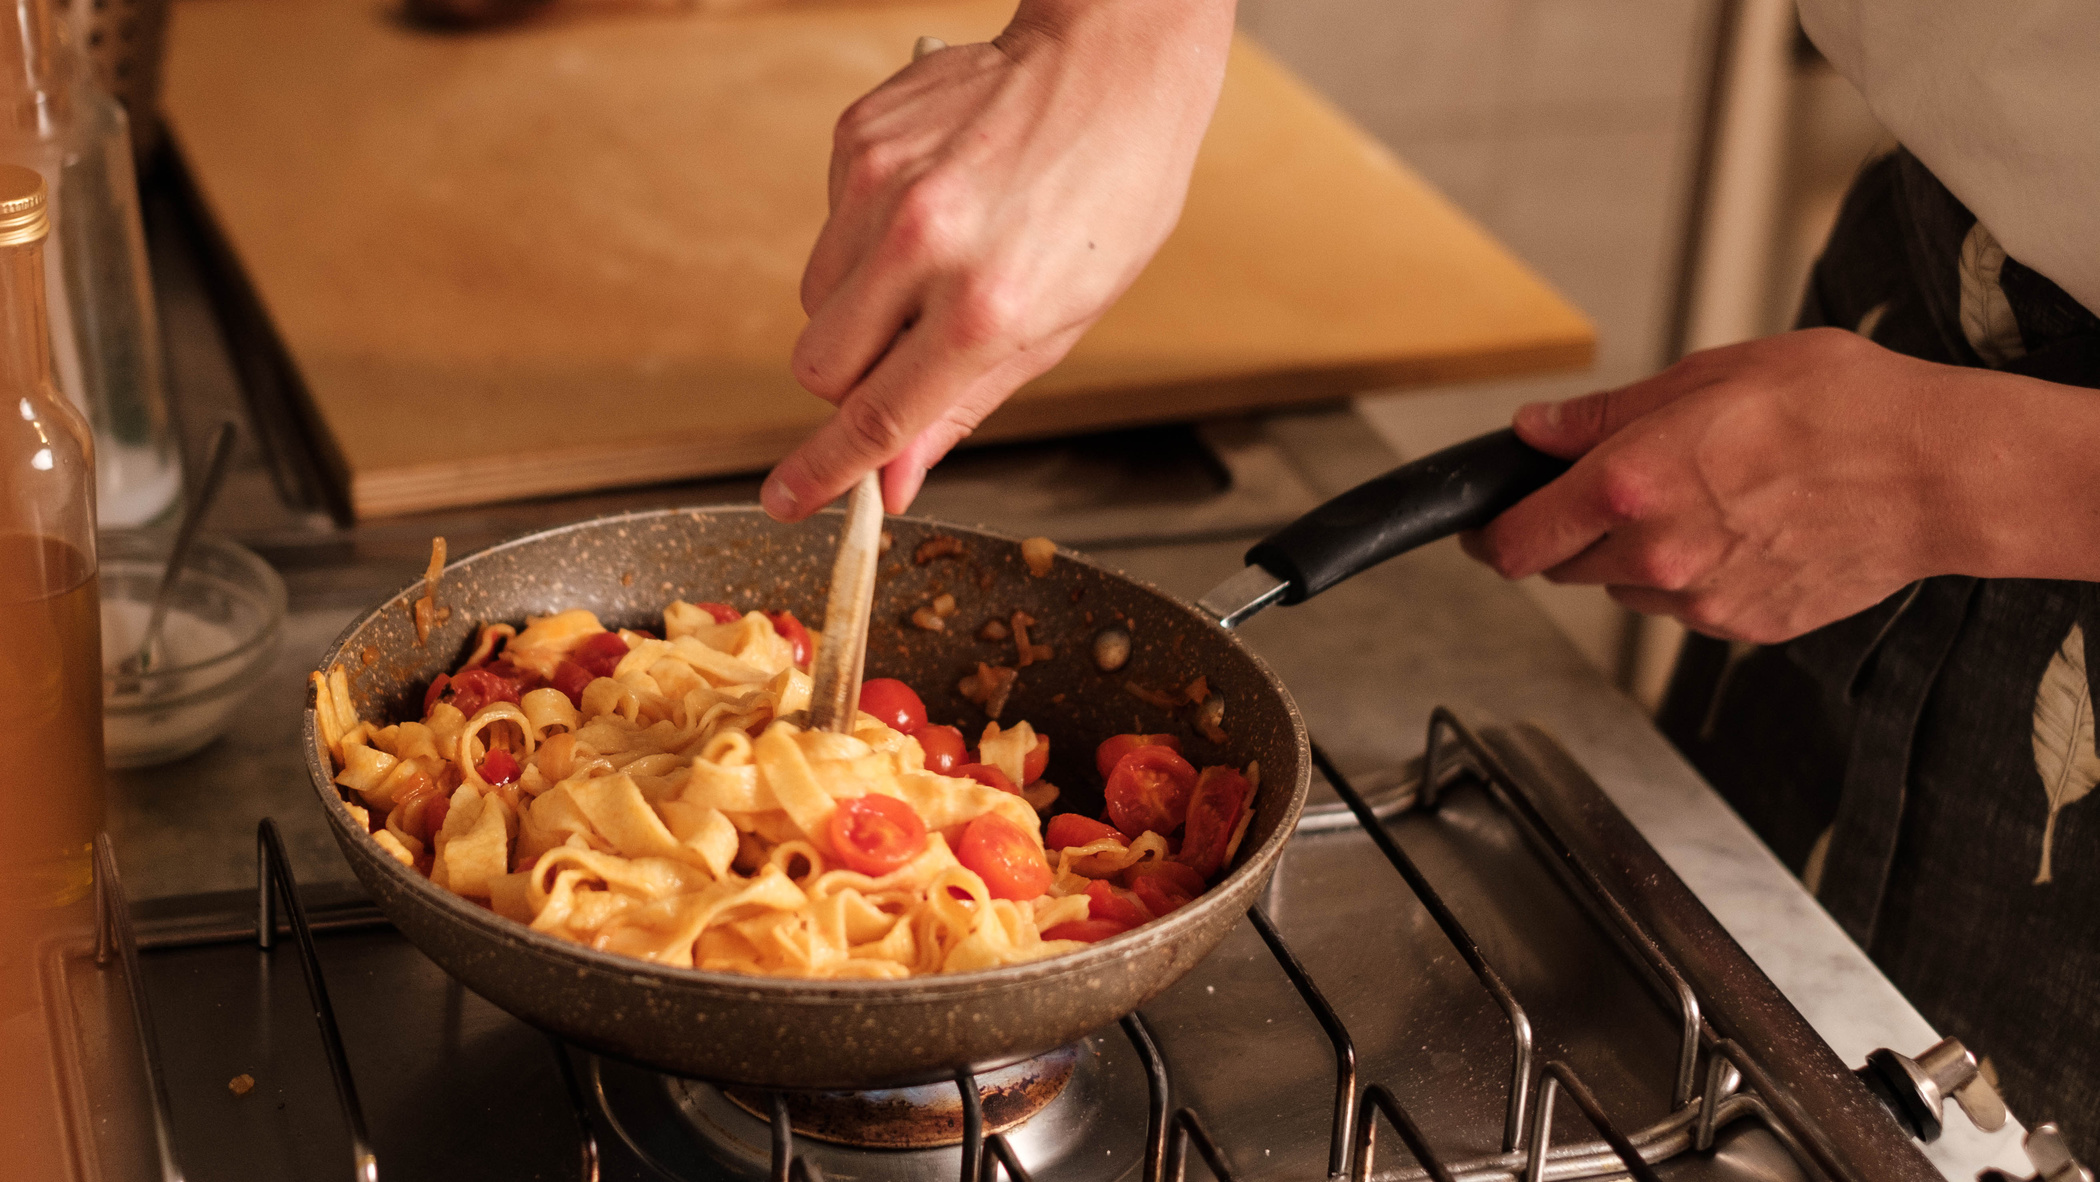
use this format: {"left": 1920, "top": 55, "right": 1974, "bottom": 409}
{"left": 313, "top": 603, "right": 1109, "bottom": 978}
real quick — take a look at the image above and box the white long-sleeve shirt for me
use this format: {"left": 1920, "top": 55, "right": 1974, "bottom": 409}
{"left": 1799, "top": 0, "right": 2100, "bottom": 316}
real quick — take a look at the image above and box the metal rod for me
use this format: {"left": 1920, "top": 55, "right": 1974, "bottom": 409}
{"left": 1695, "top": 1051, "right": 1740, "bottom": 1151}
{"left": 1166, "top": 1109, "right": 1236, "bottom": 1182}
{"left": 1352, "top": 1085, "right": 1457, "bottom": 1182}
{"left": 544, "top": 1035, "right": 600, "bottom": 1182}
{"left": 769, "top": 1092, "right": 793, "bottom": 1182}
{"left": 254, "top": 819, "right": 378, "bottom": 1182}
{"left": 986, "top": 1134, "right": 1035, "bottom": 1182}
{"left": 1313, "top": 744, "right": 1535, "bottom": 1152}
{"left": 957, "top": 1067, "right": 985, "bottom": 1182}
{"left": 1121, "top": 1014, "right": 1172, "bottom": 1182}
{"left": 1532, "top": 1062, "right": 1664, "bottom": 1182}
{"left": 1247, "top": 906, "right": 1356, "bottom": 1178}
{"left": 1426, "top": 709, "right": 1705, "bottom": 1107}
{"left": 1715, "top": 1039, "right": 1863, "bottom": 1182}
{"left": 93, "top": 835, "right": 188, "bottom": 1182}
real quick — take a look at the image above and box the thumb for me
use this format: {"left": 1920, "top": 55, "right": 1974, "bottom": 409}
{"left": 1513, "top": 376, "right": 1678, "bottom": 459}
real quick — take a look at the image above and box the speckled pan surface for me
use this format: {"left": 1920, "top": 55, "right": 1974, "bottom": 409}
{"left": 302, "top": 507, "right": 1308, "bottom": 1088}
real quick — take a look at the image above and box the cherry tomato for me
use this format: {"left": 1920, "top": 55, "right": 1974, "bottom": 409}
{"left": 1104, "top": 747, "right": 1198, "bottom": 839}
{"left": 1046, "top": 814, "right": 1125, "bottom": 850}
{"left": 1085, "top": 879, "right": 1152, "bottom": 927}
{"left": 572, "top": 631, "right": 631, "bottom": 679}
{"left": 858, "top": 678, "right": 928, "bottom": 734}
{"left": 444, "top": 667, "right": 524, "bottom": 719}
{"left": 954, "top": 763, "right": 1018, "bottom": 794}
{"left": 1022, "top": 735, "right": 1050, "bottom": 785}
{"left": 828, "top": 794, "right": 929, "bottom": 876}
{"left": 1126, "top": 860, "right": 1206, "bottom": 916}
{"left": 1041, "top": 917, "right": 1137, "bottom": 943}
{"left": 482, "top": 656, "right": 544, "bottom": 690}
{"left": 1179, "top": 766, "right": 1253, "bottom": 880}
{"left": 956, "top": 814, "right": 1053, "bottom": 900}
{"left": 1095, "top": 733, "right": 1181, "bottom": 778}
{"left": 696, "top": 602, "right": 741, "bottom": 624}
{"left": 422, "top": 673, "right": 451, "bottom": 717}
{"left": 551, "top": 660, "right": 594, "bottom": 708}
{"left": 917, "top": 725, "right": 967, "bottom": 775}
{"left": 423, "top": 794, "right": 451, "bottom": 843}
{"left": 766, "top": 610, "right": 812, "bottom": 668}
{"left": 479, "top": 747, "right": 520, "bottom": 786}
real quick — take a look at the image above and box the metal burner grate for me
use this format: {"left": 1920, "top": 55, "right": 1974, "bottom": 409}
{"left": 86, "top": 707, "right": 1946, "bottom": 1182}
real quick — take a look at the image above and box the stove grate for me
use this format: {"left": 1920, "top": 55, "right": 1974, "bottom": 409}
{"left": 86, "top": 708, "right": 1937, "bottom": 1182}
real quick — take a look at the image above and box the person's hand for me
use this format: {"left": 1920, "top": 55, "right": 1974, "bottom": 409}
{"left": 760, "top": 0, "right": 1235, "bottom": 521}
{"left": 1461, "top": 328, "right": 2009, "bottom": 643}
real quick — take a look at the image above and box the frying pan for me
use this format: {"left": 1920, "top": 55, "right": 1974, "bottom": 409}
{"left": 301, "top": 428, "right": 1565, "bottom": 1088}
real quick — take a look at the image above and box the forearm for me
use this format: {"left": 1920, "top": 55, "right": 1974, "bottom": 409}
{"left": 1002, "top": 0, "right": 1238, "bottom": 140}
{"left": 1927, "top": 366, "right": 2100, "bottom": 583}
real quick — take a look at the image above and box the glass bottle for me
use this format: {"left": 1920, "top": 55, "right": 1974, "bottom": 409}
{"left": 0, "top": 164, "right": 103, "bottom": 907}
{"left": 0, "top": 0, "right": 179, "bottom": 528}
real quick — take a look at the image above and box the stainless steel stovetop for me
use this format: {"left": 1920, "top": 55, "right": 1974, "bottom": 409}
{"left": 48, "top": 709, "right": 2035, "bottom": 1182}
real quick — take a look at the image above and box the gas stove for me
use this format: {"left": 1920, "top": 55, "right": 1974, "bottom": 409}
{"left": 47, "top": 709, "right": 2065, "bottom": 1182}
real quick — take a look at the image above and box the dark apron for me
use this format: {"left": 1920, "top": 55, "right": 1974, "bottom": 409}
{"left": 1661, "top": 149, "right": 2100, "bottom": 1156}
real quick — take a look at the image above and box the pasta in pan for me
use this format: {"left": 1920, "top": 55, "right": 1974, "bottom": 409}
{"left": 311, "top": 598, "right": 1257, "bottom": 980}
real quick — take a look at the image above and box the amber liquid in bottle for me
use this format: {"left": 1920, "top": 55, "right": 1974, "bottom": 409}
{"left": 0, "top": 164, "right": 103, "bottom": 909}
{"left": 0, "top": 535, "right": 103, "bottom": 904}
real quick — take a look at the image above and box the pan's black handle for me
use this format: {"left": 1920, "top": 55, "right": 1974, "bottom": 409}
{"left": 1247, "top": 428, "right": 1570, "bottom": 605}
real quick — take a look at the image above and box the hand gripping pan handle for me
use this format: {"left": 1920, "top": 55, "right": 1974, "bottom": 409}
{"left": 1201, "top": 429, "right": 1570, "bottom": 627}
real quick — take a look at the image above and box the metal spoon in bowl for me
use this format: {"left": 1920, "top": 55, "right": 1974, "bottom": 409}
{"left": 114, "top": 421, "right": 239, "bottom": 681}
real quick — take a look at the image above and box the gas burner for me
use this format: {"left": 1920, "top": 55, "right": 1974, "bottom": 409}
{"left": 591, "top": 1033, "right": 1149, "bottom": 1181}
{"left": 719, "top": 1045, "right": 1079, "bottom": 1148}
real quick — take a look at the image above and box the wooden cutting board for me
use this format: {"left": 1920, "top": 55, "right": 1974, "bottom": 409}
{"left": 161, "top": 0, "right": 1593, "bottom": 519}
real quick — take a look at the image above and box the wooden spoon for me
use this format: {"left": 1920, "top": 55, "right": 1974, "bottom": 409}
{"left": 802, "top": 36, "right": 946, "bottom": 734}
{"left": 806, "top": 471, "right": 884, "bottom": 732}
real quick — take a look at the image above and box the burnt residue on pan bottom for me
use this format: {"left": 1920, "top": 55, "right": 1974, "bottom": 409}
{"left": 719, "top": 1044, "right": 1080, "bottom": 1148}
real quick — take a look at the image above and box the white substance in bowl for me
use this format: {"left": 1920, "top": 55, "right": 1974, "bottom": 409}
{"left": 97, "top": 532, "right": 285, "bottom": 769}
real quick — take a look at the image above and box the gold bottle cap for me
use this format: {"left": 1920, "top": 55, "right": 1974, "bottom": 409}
{"left": 0, "top": 165, "right": 49, "bottom": 248}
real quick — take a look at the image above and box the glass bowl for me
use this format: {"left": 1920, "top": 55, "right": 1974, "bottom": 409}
{"left": 99, "top": 530, "right": 286, "bottom": 768}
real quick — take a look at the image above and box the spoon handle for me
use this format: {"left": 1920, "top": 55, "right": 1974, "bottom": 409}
{"left": 135, "top": 422, "right": 238, "bottom": 671}
{"left": 808, "top": 471, "right": 884, "bottom": 733}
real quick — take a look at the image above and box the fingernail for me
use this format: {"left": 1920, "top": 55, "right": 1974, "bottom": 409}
{"left": 761, "top": 475, "right": 798, "bottom": 521}
{"left": 1516, "top": 401, "right": 1560, "bottom": 433}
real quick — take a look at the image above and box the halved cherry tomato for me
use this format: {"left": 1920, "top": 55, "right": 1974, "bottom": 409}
{"left": 481, "top": 656, "right": 543, "bottom": 690}
{"left": 1126, "top": 860, "right": 1206, "bottom": 916}
{"left": 1046, "top": 814, "right": 1125, "bottom": 850}
{"left": 479, "top": 747, "right": 520, "bottom": 786}
{"left": 828, "top": 794, "right": 929, "bottom": 876}
{"left": 572, "top": 631, "right": 631, "bottom": 679}
{"left": 444, "top": 667, "right": 525, "bottom": 719}
{"left": 1095, "top": 733, "right": 1181, "bottom": 778}
{"left": 1104, "top": 747, "right": 1198, "bottom": 839}
{"left": 858, "top": 678, "right": 928, "bottom": 734}
{"left": 1041, "top": 917, "right": 1137, "bottom": 943}
{"left": 551, "top": 660, "right": 594, "bottom": 708}
{"left": 956, "top": 814, "right": 1053, "bottom": 900}
{"left": 422, "top": 673, "right": 451, "bottom": 717}
{"left": 1085, "top": 879, "right": 1152, "bottom": 927}
{"left": 954, "top": 763, "right": 1018, "bottom": 794}
{"left": 423, "top": 794, "right": 451, "bottom": 842}
{"left": 1022, "top": 735, "right": 1050, "bottom": 785}
{"left": 696, "top": 602, "right": 741, "bottom": 624}
{"left": 766, "top": 610, "right": 812, "bottom": 668}
{"left": 917, "top": 725, "right": 967, "bottom": 775}
{"left": 1179, "top": 766, "right": 1253, "bottom": 880}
